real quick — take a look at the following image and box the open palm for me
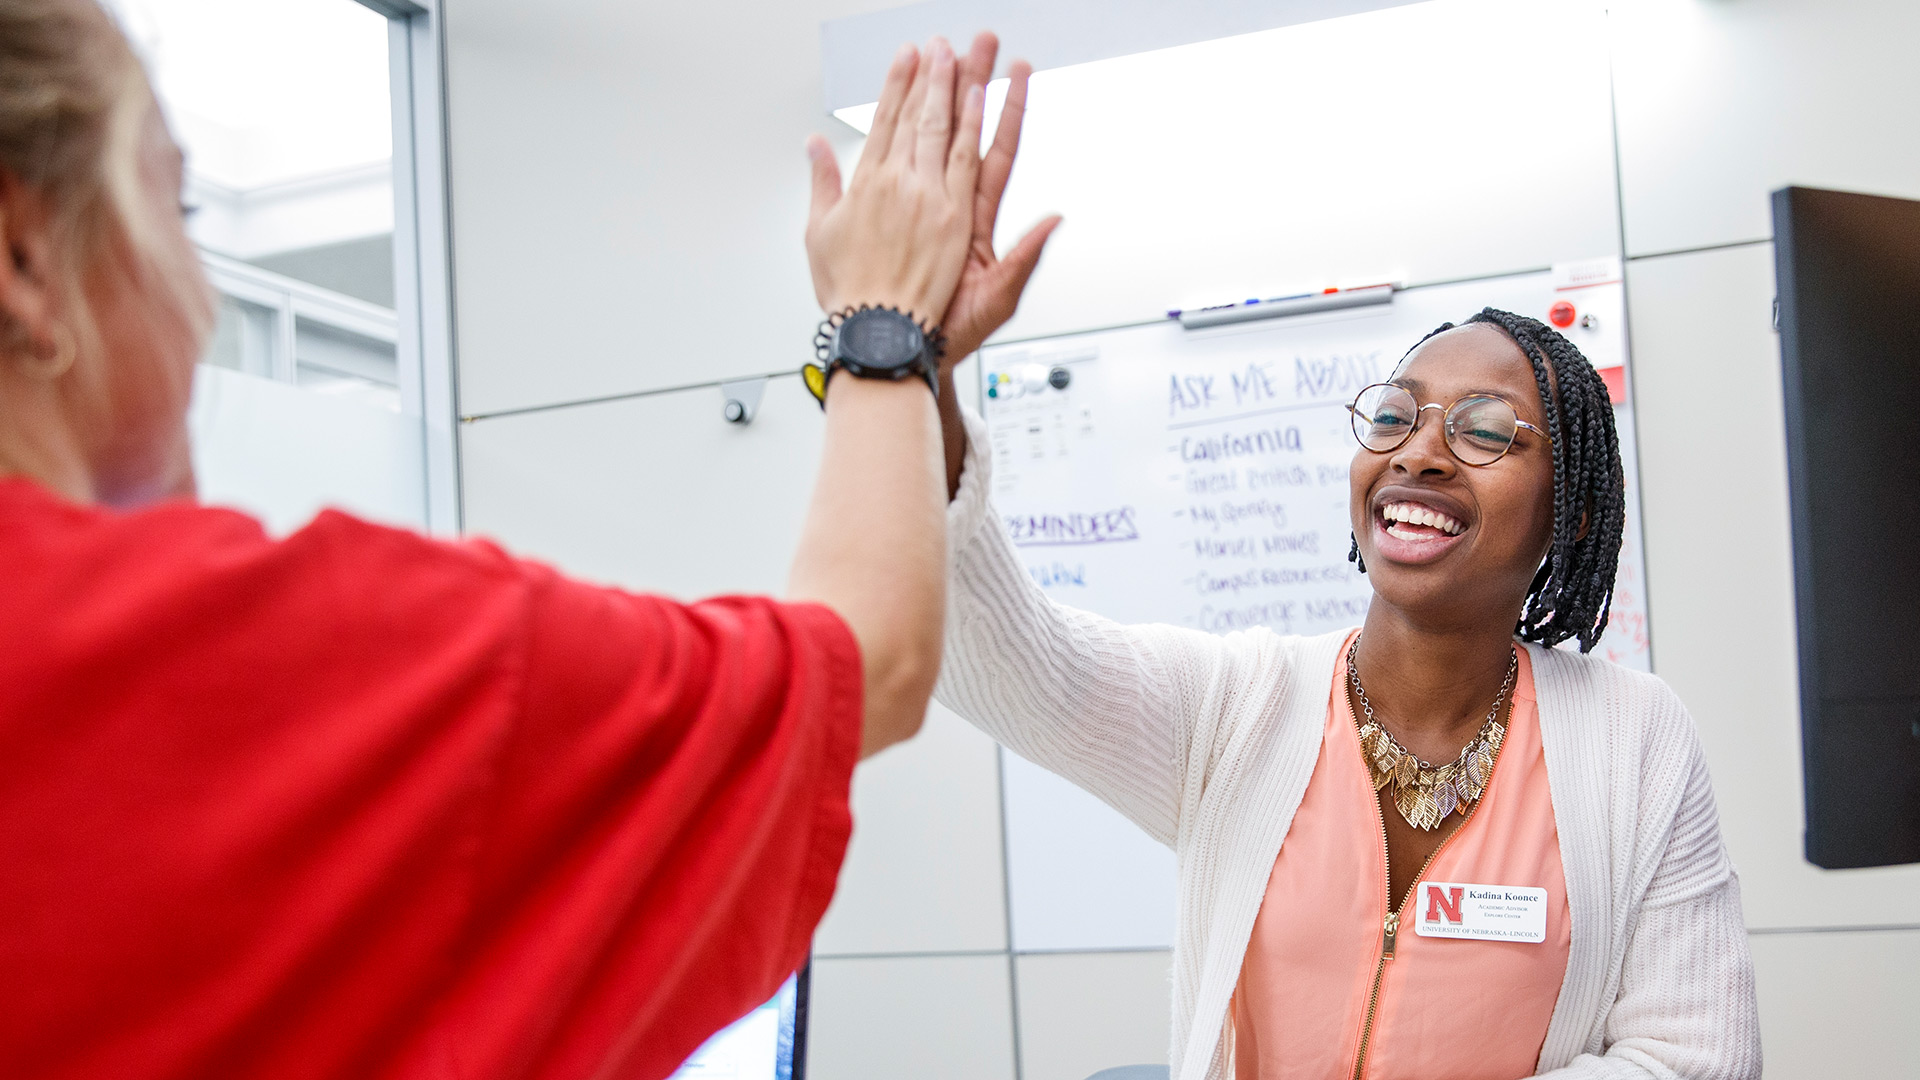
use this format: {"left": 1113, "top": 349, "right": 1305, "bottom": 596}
{"left": 939, "top": 36, "right": 1062, "bottom": 369}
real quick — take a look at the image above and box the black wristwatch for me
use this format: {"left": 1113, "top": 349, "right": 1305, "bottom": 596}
{"left": 804, "top": 306, "right": 942, "bottom": 407}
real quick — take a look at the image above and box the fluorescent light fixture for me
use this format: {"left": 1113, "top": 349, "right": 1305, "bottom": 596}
{"left": 833, "top": 102, "right": 878, "bottom": 134}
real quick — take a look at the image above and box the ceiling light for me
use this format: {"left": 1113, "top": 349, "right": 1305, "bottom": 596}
{"left": 833, "top": 102, "right": 877, "bottom": 134}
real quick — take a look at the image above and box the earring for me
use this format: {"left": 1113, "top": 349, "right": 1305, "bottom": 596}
{"left": 22, "top": 322, "right": 76, "bottom": 380}
{"left": 1348, "top": 532, "right": 1367, "bottom": 574}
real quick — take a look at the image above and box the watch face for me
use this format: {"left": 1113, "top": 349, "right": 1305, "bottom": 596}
{"left": 840, "top": 310, "right": 924, "bottom": 370}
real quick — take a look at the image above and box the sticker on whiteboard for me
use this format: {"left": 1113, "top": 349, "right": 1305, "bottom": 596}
{"left": 1551, "top": 256, "right": 1621, "bottom": 292}
{"left": 1411, "top": 881, "right": 1548, "bottom": 943}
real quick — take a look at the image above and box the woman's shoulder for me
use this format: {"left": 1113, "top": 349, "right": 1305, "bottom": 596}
{"left": 124, "top": 498, "right": 534, "bottom": 619}
{"left": 1104, "top": 623, "right": 1346, "bottom": 740}
{"left": 1525, "top": 642, "right": 1700, "bottom": 757}
{"left": 1, "top": 479, "right": 513, "bottom": 595}
{"left": 1171, "top": 624, "right": 1350, "bottom": 724}
{"left": 1527, "top": 641, "right": 1681, "bottom": 698}
{"left": 1183, "top": 623, "right": 1349, "bottom": 676}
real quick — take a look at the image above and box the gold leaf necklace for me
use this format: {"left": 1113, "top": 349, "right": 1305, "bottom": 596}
{"left": 1347, "top": 635, "right": 1517, "bottom": 832}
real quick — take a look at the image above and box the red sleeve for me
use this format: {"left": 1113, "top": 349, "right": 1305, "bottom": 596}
{"left": 0, "top": 492, "right": 862, "bottom": 1080}
{"left": 433, "top": 570, "right": 864, "bottom": 1080}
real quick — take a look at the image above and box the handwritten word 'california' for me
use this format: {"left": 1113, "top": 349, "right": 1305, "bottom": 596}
{"left": 1180, "top": 426, "right": 1304, "bottom": 463}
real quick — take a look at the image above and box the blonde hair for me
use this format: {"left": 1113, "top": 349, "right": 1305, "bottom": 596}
{"left": 0, "top": 0, "right": 165, "bottom": 357}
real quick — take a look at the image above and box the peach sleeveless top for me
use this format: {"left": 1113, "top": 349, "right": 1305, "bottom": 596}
{"left": 1231, "top": 637, "right": 1570, "bottom": 1079}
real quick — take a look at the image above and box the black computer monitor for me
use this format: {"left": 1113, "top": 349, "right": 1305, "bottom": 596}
{"left": 1773, "top": 185, "right": 1920, "bottom": 869}
{"left": 671, "top": 965, "right": 810, "bottom": 1079}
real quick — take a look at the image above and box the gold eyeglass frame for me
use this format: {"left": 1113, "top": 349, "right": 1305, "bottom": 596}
{"left": 1345, "top": 381, "right": 1548, "bottom": 466}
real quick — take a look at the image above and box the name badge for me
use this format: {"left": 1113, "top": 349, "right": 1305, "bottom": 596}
{"left": 1410, "top": 881, "right": 1548, "bottom": 943}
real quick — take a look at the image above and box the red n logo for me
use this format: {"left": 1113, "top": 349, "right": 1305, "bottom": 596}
{"left": 1425, "top": 885, "right": 1464, "bottom": 924}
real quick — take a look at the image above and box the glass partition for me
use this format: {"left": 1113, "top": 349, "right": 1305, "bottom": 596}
{"left": 107, "top": 0, "right": 456, "bottom": 532}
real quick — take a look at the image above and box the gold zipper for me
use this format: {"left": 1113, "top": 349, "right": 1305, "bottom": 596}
{"left": 1348, "top": 729, "right": 1507, "bottom": 1080}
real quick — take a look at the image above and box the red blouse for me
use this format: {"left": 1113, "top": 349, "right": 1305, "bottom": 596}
{"left": 0, "top": 479, "right": 863, "bottom": 1080}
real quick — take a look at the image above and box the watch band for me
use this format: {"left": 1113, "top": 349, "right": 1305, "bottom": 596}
{"left": 803, "top": 306, "right": 943, "bottom": 409}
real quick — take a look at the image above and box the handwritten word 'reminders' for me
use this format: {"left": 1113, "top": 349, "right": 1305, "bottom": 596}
{"left": 1178, "top": 425, "right": 1304, "bottom": 464}
{"left": 1006, "top": 508, "right": 1141, "bottom": 547}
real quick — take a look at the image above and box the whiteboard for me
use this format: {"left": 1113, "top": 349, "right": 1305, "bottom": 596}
{"left": 976, "top": 266, "right": 1651, "bottom": 951}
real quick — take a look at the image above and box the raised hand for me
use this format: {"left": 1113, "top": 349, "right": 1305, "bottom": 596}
{"left": 804, "top": 38, "right": 985, "bottom": 331}
{"left": 938, "top": 34, "right": 1062, "bottom": 366}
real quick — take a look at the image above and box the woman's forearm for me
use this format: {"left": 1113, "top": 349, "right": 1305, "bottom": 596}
{"left": 931, "top": 405, "right": 1244, "bottom": 845}
{"left": 788, "top": 378, "right": 946, "bottom": 758}
{"left": 938, "top": 367, "right": 968, "bottom": 500}
{"left": 788, "top": 36, "right": 986, "bottom": 758}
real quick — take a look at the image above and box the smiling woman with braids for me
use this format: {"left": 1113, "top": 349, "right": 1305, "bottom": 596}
{"left": 931, "top": 206, "right": 1760, "bottom": 1075}
{"left": 1361, "top": 309, "right": 1631, "bottom": 656}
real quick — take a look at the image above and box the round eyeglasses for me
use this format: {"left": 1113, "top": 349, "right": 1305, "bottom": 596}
{"left": 1346, "top": 382, "right": 1546, "bottom": 466}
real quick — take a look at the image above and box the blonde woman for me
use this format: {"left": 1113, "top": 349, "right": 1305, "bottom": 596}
{"left": 0, "top": 4, "right": 1029, "bottom": 1077}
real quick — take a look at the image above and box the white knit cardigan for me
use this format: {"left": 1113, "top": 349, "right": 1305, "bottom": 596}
{"left": 934, "top": 408, "right": 1760, "bottom": 1080}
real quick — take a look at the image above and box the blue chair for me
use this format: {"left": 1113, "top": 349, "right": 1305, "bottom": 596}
{"left": 1084, "top": 1068, "right": 1170, "bottom": 1080}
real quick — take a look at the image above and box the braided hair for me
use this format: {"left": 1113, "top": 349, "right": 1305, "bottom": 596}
{"left": 1352, "top": 307, "right": 1626, "bottom": 653}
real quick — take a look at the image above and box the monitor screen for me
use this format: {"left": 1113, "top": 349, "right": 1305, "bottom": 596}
{"left": 1773, "top": 185, "right": 1920, "bottom": 869}
{"left": 670, "top": 968, "right": 808, "bottom": 1080}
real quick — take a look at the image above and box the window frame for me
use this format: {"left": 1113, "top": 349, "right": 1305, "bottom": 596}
{"left": 370, "top": 0, "right": 462, "bottom": 535}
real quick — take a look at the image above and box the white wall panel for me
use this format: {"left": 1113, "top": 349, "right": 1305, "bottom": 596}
{"left": 808, "top": 954, "right": 1018, "bottom": 1080}
{"left": 189, "top": 364, "right": 428, "bottom": 536}
{"left": 1627, "top": 243, "right": 1920, "bottom": 930}
{"left": 1611, "top": 0, "right": 1920, "bottom": 257}
{"left": 459, "top": 375, "right": 822, "bottom": 598}
{"left": 1015, "top": 951, "right": 1172, "bottom": 1080}
{"left": 1748, "top": 929, "right": 1920, "bottom": 1077}
{"left": 988, "top": 0, "right": 1621, "bottom": 346}
{"left": 1002, "top": 749, "right": 1176, "bottom": 952}
{"left": 442, "top": 0, "right": 897, "bottom": 415}
{"left": 814, "top": 703, "right": 1009, "bottom": 956}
